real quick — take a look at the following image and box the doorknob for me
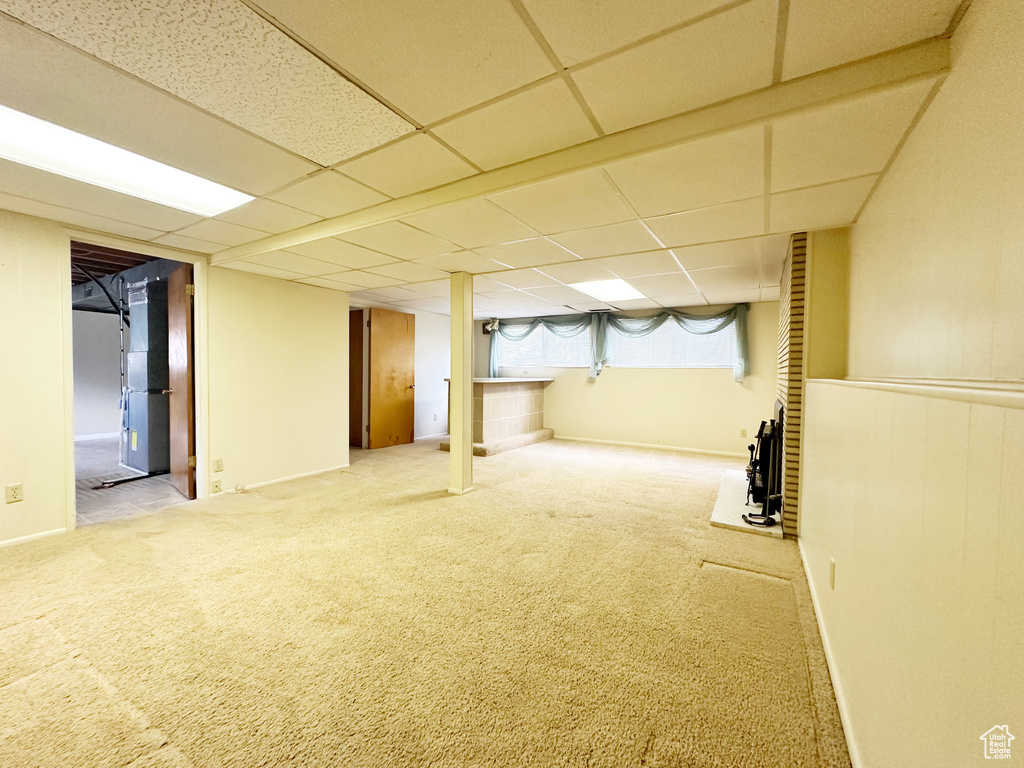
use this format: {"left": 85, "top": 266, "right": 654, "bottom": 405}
{"left": 162, "top": 389, "right": 175, "bottom": 394}
{"left": 409, "top": 385, "right": 416, "bottom": 389}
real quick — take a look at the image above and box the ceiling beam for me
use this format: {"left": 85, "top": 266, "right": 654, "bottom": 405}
{"left": 213, "top": 37, "right": 949, "bottom": 265}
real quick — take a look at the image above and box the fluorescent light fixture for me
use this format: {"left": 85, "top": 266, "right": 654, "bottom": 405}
{"left": 0, "top": 104, "right": 254, "bottom": 217}
{"left": 568, "top": 279, "right": 645, "bottom": 302}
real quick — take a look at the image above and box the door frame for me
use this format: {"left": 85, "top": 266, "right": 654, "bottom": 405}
{"left": 61, "top": 230, "right": 211, "bottom": 531}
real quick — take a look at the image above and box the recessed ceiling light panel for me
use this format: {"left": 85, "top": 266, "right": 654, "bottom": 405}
{"left": 0, "top": 105, "right": 253, "bottom": 217}
{"left": 568, "top": 278, "right": 645, "bottom": 302}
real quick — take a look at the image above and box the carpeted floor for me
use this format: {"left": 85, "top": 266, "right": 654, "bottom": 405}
{"left": 0, "top": 438, "right": 850, "bottom": 768}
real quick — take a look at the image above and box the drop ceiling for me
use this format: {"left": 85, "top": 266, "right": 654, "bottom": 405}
{"left": 0, "top": 0, "right": 964, "bottom": 318}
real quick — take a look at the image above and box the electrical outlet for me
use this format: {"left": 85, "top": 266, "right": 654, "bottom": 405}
{"left": 213, "top": 458, "right": 224, "bottom": 473}
{"left": 5, "top": 484, "right": 24, "bottom": 504}
{"left": 211, "top": 480, "right": 222, "bottom": 494}
{"left": 829, "top": 557, "right": 836, "bottom": 590}
{"left": 433, "top": 413, "right": 438, "bottom": 421}
{"left": 740, "top": 428, "right": 747, "bottom": 438}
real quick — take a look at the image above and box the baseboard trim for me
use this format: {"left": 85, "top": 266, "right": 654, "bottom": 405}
{"left": 226, "top": 463, "right": 351, "bottom": 494}
{"left": 415, "top": 433, "right": 448, "bottom": 442}
{"left": 798, "top": 539, "right": 862, "bottom": 768}
{"left": 553, "top": 435, "right": 745, "bottom": 459}
{"left": 0, "top": 527, "right": 67, "bottom": 549}
{"left": 447, "top": 486, "right": 475, "bottom": 496}
{"left": 74, "top": 432, "right": 119, "bottom": 442}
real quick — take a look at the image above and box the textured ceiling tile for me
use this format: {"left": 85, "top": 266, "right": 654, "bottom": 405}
{"left": 401, "top": 280, "right": 451, "bottom": 297}
{"left": 489, "top": 269, "right": 561, "bottom": 290}
{"left": 609, "top": 298, "right": 664, "bottom": 311}
{"left": 0, "top": 0, "right": 413, "bottom": 165}
{"left": 216, "top": 199, "right": 321, "bottom": 234}
{"left": 402, "top": 199, "right": 538, "bottom": 249}
{"left": 644, "top": 198, "right": 765, "bottom": 248}
{"left": 599, "top": 251, "right": 682, "bottom": 279}
{"left": 625, "top": 273, "right": 700, "bottom": 298}
{"left": 572, "top": 0, "right": 777, "bottom": 134}
{"left": 0, "top": 191, "right": 165, "bottom": 242}
{"left": 703, "top": 288, "right": 763, "bottom": 304}
{"left": 654, "top": 294, "right": 708, "bottom": 308}
{"left": 245, "top": 250, "right": 343, "bottom": 277}
{"left": 474, "top": 238, "right": 581, "bottom": 269}
{"left": 782, "top": 0, "right": 960, "bottom": 80}
{"left": 249, "top": 0, "right": 555, "bottom": 125}
{"left": 366, "top": 261, "right": 450, "bottom": 283}
{"left": 268, "top": 171, "right": 390, "bottom": 219}
{"left": 769, "top": 176, "right": 877, "bottom": 233}
{"left": 330, "top": 271, "right": 405, "bottom": 289}
{"left": 151, "top": 233, "right": 223, "bottom": 254}
{"left": 672, "top": 239, "right": 763, "bottom": 271}
{"left": 286, "top": 238, "right": 397, "bottom": 270}
{"left": 0, "top": 16, "right": 317, "bottom": 196}
{"left": 548, "top": 221, "right": 662, "bottom": 259}
{"left": 173, "top": 219, "right": 269, "bottom": 247}
{"left": 340, "top": 222, "right": 458, "bottom": 260}
{"left": 521, "top": 0, "right": 738, "bottom": 66}
{"left": 413, "top": 251, "right": 513, "bottom": 274}
{"left": 536, "top": 260, "right": 617, "bottom": 284}
{"left": 771, "top": 79, "right": 935, "bottom": 192}
{"left": 432, "top": 80, "right": 599, "bottom": 171}
{"left": 296, "top": 276, "right": 363, "bottom": 291}
{"left": 606, "top": 126, "right": 766, "bottom": 217}
{"left": 488, "top": 169, "right": 636, "bottom": 235}
{"left": 338, "top": 134, "right": 477, "bottom": 198}
{"left": 523, "top": 284, "right": 596, "bottom": 304}
{"left": 226, "top": 261, "right": 304, "bottom": 280}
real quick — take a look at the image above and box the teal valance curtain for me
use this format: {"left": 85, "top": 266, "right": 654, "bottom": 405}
{"left": 487, "top": 304, "right": 749, "bottom": 382}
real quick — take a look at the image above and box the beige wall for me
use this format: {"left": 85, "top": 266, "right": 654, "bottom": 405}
{"left": 799, "top": 0, "right": 1024, "bottom": 765}
{"left": 0, "top": 211, "right": 74, "bottom": 544}
{"left": 207, "top": 267, "right": 349, "bottom": 492}
{"left": 493, "top": 301, "right": 779, "bottom": 456}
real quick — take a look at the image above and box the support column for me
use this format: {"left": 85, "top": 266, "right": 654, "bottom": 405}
{"left": 448, "top": 272, "right": 474, "bottom": 495}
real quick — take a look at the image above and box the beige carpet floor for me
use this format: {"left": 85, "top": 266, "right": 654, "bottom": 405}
{"left": 0, "top": 438, "right": 850, "bottom": 768}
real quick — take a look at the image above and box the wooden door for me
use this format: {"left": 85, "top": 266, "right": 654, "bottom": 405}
{"left": 349, "top": 309, "right": 365, "bottom": 447}
{"left": 367, "top": 307, "right": 415, "bottom": 448}
{"left": 167, "top": 263, "right": 196, "bottom": 498}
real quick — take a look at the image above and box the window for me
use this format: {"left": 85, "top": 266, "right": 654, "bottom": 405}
{"left": 607, "top": 321, "right": 734, "bottom": 368}
{"left": 495, "top": 325, "right": 590, "bottom": 368}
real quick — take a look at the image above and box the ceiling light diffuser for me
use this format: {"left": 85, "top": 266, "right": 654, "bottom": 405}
{"left": 568, "top": 279, "right": 645, "bottom": 302}
{"left": 0, "top": 104, "right": 253, "bottom": 217}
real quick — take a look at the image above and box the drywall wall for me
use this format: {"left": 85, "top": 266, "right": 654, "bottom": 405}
{"left": 805, "top": 228, "right": 849, "bottom": 380}
{"left": 72, "top": 310, "right": 127, "bottom": 438}
{"left": 207, "top": 267, "right": 348, "bottom": 491}
{"left": 489, "top": 301, "right": 779, "bottom": 456}
{"left": 799, "top": 0, "right": 1024, "bottom": 765}
{"left": 413, "top": 309, "right": 450, "bottom": 439}
{"left": 0, "top": 210, "right": 73, "bottom": 544}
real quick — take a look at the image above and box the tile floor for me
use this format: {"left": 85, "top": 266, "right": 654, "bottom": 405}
{"left": 75, "top": 438, "right": 188, "bottom": 526}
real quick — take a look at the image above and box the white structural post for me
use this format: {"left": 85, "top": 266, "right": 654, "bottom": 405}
{"left": 448, "top": 271, "right": 474, "bottom": 495}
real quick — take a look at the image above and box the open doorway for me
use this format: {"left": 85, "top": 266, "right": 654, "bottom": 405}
{"left": 70, "top": 242, "right": 196, "bottom": 525}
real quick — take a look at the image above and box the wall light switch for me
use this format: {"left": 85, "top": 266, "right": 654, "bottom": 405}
{"left": 741, "top": 428, "right": 747, "bottom": 438}
{"left": 830, "top": 557, "right": 836, "bottom": 590}
{"left": 5, "top": 484, "right": 24, "bottom": 503}
{"left": 213, "top": 458, "right": 224, "bottom": 473}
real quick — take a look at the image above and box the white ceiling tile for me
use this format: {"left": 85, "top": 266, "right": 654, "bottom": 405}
{"left": 0, "top": 191, "right": 164, "bottom": 241}
{"left": 761, "top": 285, "right": 781, "bottom": 301}
{"left": 655, "top": 294, "right": 708, "bottom": 308}
{"left": 644, "top": 198, "right": 765, "bottom": 247}
{"left": 245, "top": 250, "right": 343, "bottom": 277}
{"left": 470, "top": 276, "right": 512, "bottom": 294}
{"left": 521, "top": 0, "right": 739, "bottom": 67}
{"left": 524, "top": 285, "right": 596, "bottom": 304}
{"left": 490, "top": 269, "right": 561, "bottom": 289}
{"left": 488, "top": 169, "right": 636, "bottom": 234}
{"left": 397, "top": 297, "right": 452, "bottom": 315}
{"left": 782, "top": 0, "right": 961, "bottom": 80}
{"left": 479, "top": 289, "right": 558, "bottom": 309}
{"left": 330, "top": 271, "right": 406, "bottom": 289}
{"left": 606, "top": 126, "right": 765, "bottom": 217}
{"left": 174, "top": 219, "right": 268, "bottom": 247}
{"left": 216, "top": 199, "right": 321, "bottom": 234}
{"left": 772, "top": 79, "right": 936, "bottom": 192}
{"left": 286, "top": 238, "right": 398, "bottom": 269}
{"left": 250, "top": 0, "right": 555, "bottom": 125}
{"left": 625, "top": 273, "right": 700, "bottom": 298}
{"left": 536, "top": 260, "right": 617, "bottom": 284}
{"left": 366, "top": 261, "right": 450, "bottom": 283}
{"left": 608, "top": 298, "right": 663, "bottom": 311}
{"left": 296, "top": 277, "right": 360, "bottom": 292}
{"left": 338, "top": 134, "right": 477, "bottom": 198}
{"left": 770, "top": 176, "right": 877, "bottom": 233}
{"left": 549, "top": 220, "right": 662, "bottom": 258}
{"left": 599, "top": 251, "right": 682, "bottom": 279}
{"left": 361, "top": 285, "right": 427, "bottom": 301}
{"left": 226, "top": 261, "right": 304, "bottom": 280}
{"left": 432, "top": 80, "right": 599, "bottom": 170}
{"left": 761, "top": 233, "right": 790, "bottom": 284}
{"left": 474, "top": 238, "right": 581, "bottom": 269}
{"left": 269, "top": 171, "right": 390, "bottom": 219}
{"left": 0, "top": 15, "right": 318, "bottom": 196}
{"left": 703, "top": 288, "right": 763, "bottom": 305}
{"left": 402, "top": 199, "right": 537, "bottom": 249}
{"left": 151, "top": 233, "right": 222, "bottom": 254}
{"left": 672, "top": 239, "right": 762, "bottom": 271}
{"left": 401, "top": 280, "right": 451, "bottom": 297}
{"left": 688, "top": 264, "right": 761, "bottom": 292}
{"left": 2, "top": 0, "right": 412, "bottom": 165}
{"left": 413, "top": 251, "right": 512, "bottom": 274}
{"left": 341, "top": 221, "right": 458, "bottom": 259}
{"left": 0, "top": 159, "right": 201, "bottom": 232}
{"left": 571, "top": 0, "right": 777, "bottom": 133}
{"left": 566, "top": 302, "right": 614, "bottom": 312}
